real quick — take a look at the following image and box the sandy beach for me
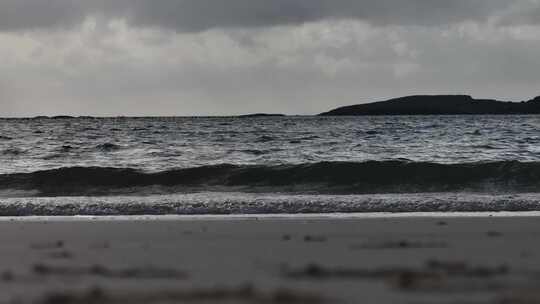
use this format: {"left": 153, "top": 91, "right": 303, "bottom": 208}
{"left": 0, "top": 213, "right": 538, "bottom": 303}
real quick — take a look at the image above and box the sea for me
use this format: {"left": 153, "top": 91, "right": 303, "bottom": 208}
{"left": 1, "top": 115, "right": 540, "bottom": 216}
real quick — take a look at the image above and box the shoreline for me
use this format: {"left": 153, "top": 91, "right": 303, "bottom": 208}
{"left": 2, "top": 210, "right": 540, "bottom": 221}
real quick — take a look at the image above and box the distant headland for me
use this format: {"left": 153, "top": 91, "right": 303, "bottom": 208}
{"left": 237, "top": 113, "right": 286, "bottom": 118}
{"left": 320, "top": 95, "right": 540, "bottom": 116}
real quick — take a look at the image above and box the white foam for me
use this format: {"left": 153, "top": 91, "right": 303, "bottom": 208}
{"left": 0, "top": 192, "right": 540, "bottom": 216}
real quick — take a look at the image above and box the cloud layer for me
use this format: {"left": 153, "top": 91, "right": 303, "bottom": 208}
{"left": 122, "top": 0, "right": 512, "bottom": 31}
{"left": 0, "top": 0, "right": 517, "bottom": 32}
{"left": 0, "top": 0, "right": 539, "bottom": 116}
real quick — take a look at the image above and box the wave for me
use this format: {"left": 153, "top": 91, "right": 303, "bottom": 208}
{"left": 1, "top": 161, "right": 540, "bottom": 197}
{"left": 0, "top": 193, "right": 540, "bottom": 216}
{"left": 240, "top": 149, "right": 270, "bottom": 156}
{"left": 1, "top": 148, "right": 25, "bottom": 156}
{"left": 96, "top": 143, "right": 122, "bottom": 152}
{"left": 59, "top": 145, "right": 75, "bottom": 152}
{"left": 256, "top": 135, "right": 276, "bottom": 143}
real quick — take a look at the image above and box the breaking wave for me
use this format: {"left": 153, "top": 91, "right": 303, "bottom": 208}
{"left": 0, "top": 193, "right": 540, "bottom": 216}
{"left": 1, "top": 161, "right": 540, "bottom": 197}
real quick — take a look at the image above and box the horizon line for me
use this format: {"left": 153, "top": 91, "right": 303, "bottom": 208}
{"left": 2, "top": 93, "right": 538, "bottom": 118}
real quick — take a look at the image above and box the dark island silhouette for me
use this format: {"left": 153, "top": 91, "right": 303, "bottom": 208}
{"left": 320, "top": 95, "right": 540, "bottom": 116}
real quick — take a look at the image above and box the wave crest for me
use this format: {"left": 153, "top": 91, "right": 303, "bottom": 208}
{"left": 1, "top": 161, "right": 540, "bottom": 196}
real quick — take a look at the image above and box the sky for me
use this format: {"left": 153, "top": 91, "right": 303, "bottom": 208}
{"left": 0, "top": 0, "right": 540, "bottom": 116}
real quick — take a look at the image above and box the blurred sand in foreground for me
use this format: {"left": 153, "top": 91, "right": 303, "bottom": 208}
{"left": 0, "top": 213, "right": 539, "bottom": 304}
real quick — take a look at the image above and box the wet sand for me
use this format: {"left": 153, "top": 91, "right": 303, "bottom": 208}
{"left": 1, "top": 213, "right": 540, "bottom": 303}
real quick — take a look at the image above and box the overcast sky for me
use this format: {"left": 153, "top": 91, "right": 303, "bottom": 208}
{"left": 1, "top": 0, "right": 539, "bottom": 116}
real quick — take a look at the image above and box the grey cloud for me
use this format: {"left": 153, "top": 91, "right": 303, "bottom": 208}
{"left": 497, "top": 2, "right": 540, "bottom": 26}
{"left": 3, "top": 20, "right": 540, "bottom": 117}
{"left": 0, "top": 0, "right": 513, "bottom": 32}
{"left": 0, "top": 0, "right": 87, "bottom": 31}
{"left": 1, "top": 1, "right": 539, "bottom": 117}
{"left": 125, "top": 0, "right": 510, "bottom": 31}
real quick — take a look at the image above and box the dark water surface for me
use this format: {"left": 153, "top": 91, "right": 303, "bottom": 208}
{"left": 1, "top": 115, "right": 540, "bottom": 214}
{"left": 1, "top": 115, "right": 540, "bottom": 173}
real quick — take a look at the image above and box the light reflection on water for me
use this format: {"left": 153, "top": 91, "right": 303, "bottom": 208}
{"left": 0, "top": 115, "right": 539, "bottom": 174}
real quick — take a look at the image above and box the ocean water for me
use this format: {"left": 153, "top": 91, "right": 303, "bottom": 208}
{"left": 1, "top": 115, "right": 540, "bottom": 215}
